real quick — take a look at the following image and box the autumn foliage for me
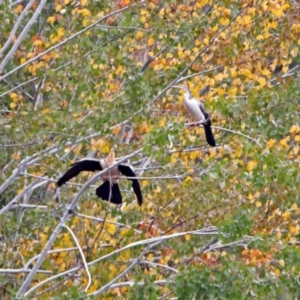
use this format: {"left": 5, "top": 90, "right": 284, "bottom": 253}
{"left": 0, "top": 0, "right": 300, "bottom": 298}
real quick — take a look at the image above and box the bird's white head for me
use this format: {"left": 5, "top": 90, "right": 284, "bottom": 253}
{"left": 172, "top": 85, "right": 192, "bottom": 101}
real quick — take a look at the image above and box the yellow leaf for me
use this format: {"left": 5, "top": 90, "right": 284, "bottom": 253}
{"left": 274, "top": 268, "right": 280, "bottom": 276}
{"left": 290, "top": 125, "right": 299, "bottom": 134}
{"left": 257, "top": 77, "right": 266, "bottom": 86}
{"left": 154, "top": 186, "right": 161, "bottom": 193}
{"left": 282, "top": 211, "right": 291, "bottom": 220}
{"left": 12, "top": 152, "right": 21, "bottom": 160}
{"left": 255, "top": 201, "right": 262, "bottom": 208}
{"left": 136, "top": 31, "right": 144, "bottom": 39}
{"left": 246, "top": 160, "right": 257, "bottom": 172}
{"left": 290, "top": 225, "right": 299, "bottom": 235}
{"left": 10, "top": 92, "right": 18, "bottom": 100}
{"left": 295, "top": 135, "right": 300, "bottom": 142}
{"left": 256, "top": 35, "right": 264, "bottom": 41}
{"left": 242, "top": 15, "right": 251, "bottom": 25}
{"left": 248, "top": 194, "right": 255, "bottom": 203}
{"left": 279, "top": 136, "right": 290, "bottom": 148}
{"left": 10, "top": 102, "right": 17, "bottom": 109}
{"left": 47, "top": 16, "right": 55, "bottom": 25}
{"left": 56, "top": 4, "right": 62, "bottom": 12}
{"left": 170, "top": 152, "right": 178, "bottom": 164}
{"left": 290, "top": 47, "right": 299, "bottom": 58}
{"left": 60, "top": 262, "right": 66, "bottom": 271}
{"left": 141, "top": 180, "right": 148, "bottom": 187}
{"left": 185, "top": 234, "right": 191, "bottom": 241}
{"left": 266, "top": 139, "right": 276, "bottom": 148}
{"left": 14, "top": 4, "right": 23, "bottom": 13}
{"left": 109, "top": 238, "right": 117, "bottom": 247}
{"left": 80, "top": 0, "right": 87, "bottom": 6}
{"left": 40, "top": 232, "right": 48, "bottom": 242}
{"left": 107, "top": 224, "right": 116, "bottom": 235}
{"left": 147, "top": 37, "right": 155, "bottom": 46}
{"left": 279, "top": 259, "right": 285, "bottom": 267}
{"left": 109, "top": 263, "right": 117, "bottom": 274}
{"left": 184, "top": 176, "right": 192, "bottom": 183}
{"left": 282, "top": 66, "right": 288, "bottom": 73}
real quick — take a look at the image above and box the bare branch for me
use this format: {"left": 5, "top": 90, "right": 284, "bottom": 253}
{"left": 0, "top": 0, "right": 36, "bottom": 56}
{"left": 0, "top": 0, "right": 48, "bottom": 72}
{"left": 0, "top": 1, "right": 145, "bottom": 80}
{"left": 176, "top": 65, "right": 224, "bottom": 83}
{"left": 62, "top": 224, "right": 91, "bottom": 292}
{"left": 0, "top": 77, "right": 38, "bottom": 99}
{"left": 0, "top": 179, "right": 47, "bottom": 215}
{"left": 0, "top": 268, "right": 52, "bottom": 275}
{"left": 0, "top": 145, "right": 58, "bottom": 196}
{"left": 90, "top": 244, "right": 151, "bottom": 296}
{"left": 128, "top": 259, "right": 179, "bottom": 274}
{"left": 24, "top": 247, "right": 78, "bottom": 270}
{"left": 76, "top": 212, "right": 142, "bottom": 234}
{"left": 211, "top": 125, "right": 263, "bottom": 147}
{"left": 11, "top": 204, "right": 47, "bottom": 209}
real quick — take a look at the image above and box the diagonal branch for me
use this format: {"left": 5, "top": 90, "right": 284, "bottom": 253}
{"left": 0, "top": 0, "right": 48, "bottom": 72}
{"left": 0, "top": 1, "right": 144, "bottom": 80}
{"left": 0, "top": 0, "right": 36, "bottom": 56}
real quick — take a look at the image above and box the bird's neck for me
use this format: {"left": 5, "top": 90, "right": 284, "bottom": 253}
{"left": 105, "top": 149, "right": 115, "bottom": 165}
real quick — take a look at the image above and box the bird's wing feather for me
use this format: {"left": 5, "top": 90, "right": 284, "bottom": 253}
{"left": 57, "top": 159, "right": 103, "bottom": 186}
{"left": 96, "top": 181, "right": 122, "bottom": 205}
{"left": 118, "top": 164, "right": 143, "bottom": 206}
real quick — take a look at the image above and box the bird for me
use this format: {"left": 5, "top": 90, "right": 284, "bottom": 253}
{"left": 56, "top": 148, "right": 143, "bottom": 206}
{"left": 172, "top": 85, "right": 216, "bottom": 147}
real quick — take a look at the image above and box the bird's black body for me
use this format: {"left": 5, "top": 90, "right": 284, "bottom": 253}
{"left": 56, "top": 155, "right": 143, "bottom": 206}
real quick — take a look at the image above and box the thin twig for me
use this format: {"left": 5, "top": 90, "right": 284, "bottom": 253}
{"left": 211, "top": 125, "right": 262, "bottom": 147}
{"left": 76, "top": 212, "right": 142, "bottom": 234}
{"left": 62, "top": 224, "right": 91, "bottom": 292}
{"left": 0, "top": 269, "right": 52, "bottom": 275}
{"left": 90, "top": 244, "right": 151, "bottom": 296}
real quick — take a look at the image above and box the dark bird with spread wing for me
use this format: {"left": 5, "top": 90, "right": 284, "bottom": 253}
{"left": 56, "top": 148, "right": 143, "bottom": 206}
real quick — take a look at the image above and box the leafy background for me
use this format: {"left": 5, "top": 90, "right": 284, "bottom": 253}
{"left": 0, "top": 0, "right": 299, "bottom": 299}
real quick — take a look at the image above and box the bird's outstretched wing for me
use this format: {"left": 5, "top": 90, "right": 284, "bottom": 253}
{"left": 118, "top": 165, "right": 143, "bottom": 206}
{"left": 57, "top": 159, "right": 102, "bottom": 187}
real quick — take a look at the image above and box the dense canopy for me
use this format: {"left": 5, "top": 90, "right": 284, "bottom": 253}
{"left": 0, "top": 0, "right": 299, "bottom": 299}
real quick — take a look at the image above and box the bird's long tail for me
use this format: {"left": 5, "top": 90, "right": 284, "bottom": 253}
{"left": 203, "top": 124, "right": 216, "bottom": 147}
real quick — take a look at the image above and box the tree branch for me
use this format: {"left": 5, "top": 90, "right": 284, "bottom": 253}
{"left": 0, "top": 1, "right": 144, "bottom": 80}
